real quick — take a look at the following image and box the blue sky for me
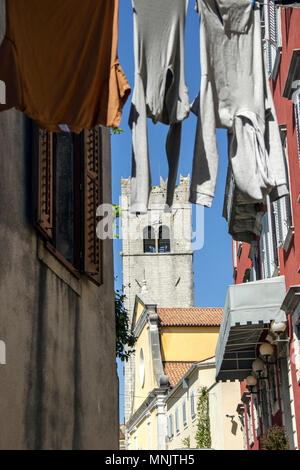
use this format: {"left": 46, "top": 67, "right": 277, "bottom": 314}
{"left": 111, "top": 1, "right": 233, "bottom": 423}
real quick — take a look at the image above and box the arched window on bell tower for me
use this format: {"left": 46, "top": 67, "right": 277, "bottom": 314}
{"left": 158, "top": 225, "right": 170, "bottom": 253}
{"left": 143, "top": 226, "right": 156, "bottom": 253}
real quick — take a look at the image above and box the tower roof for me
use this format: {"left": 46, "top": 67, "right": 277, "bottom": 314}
{"left": 157, "top": 307, "right": 223, "bottom": 327}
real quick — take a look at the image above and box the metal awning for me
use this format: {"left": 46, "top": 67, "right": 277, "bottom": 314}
{"left": 216, "top": 276, "right": 287, "bottom": 382}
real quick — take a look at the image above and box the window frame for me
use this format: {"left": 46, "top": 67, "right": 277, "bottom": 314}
{"left": 32, "top": 122, "right": 103, "bottom": 285}
{"left": 264, "top": 0, "right": 282, "bottom": 80}
{"left": 175, "top": 406, "right": 180, "bottom": 435}
{"left": 190, "top": 389, "right": 196, "bottom": 421}
{"left": 143, "top": 226, "right": 156, "bottom": 254}
{"left": 168, "top": 413, "right": 174, "bottom": 439}
{"left": 142, "top": 225, "right": 171, "bottom": 254}
{"left": 293, "top": 88, "right": 300, "bottom": 164}
{"left": 246, "top": 401, "right": 254, "bottom": 448}
{"left": 182, "top": 398, "right": 187, "bottom": 428}
{"left": 158, "top": 225, "right": 171, "bottom": 253}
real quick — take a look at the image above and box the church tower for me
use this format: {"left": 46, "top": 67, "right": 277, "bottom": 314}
{"left": 121, "top": 175, "right": 194, "bottom": 423}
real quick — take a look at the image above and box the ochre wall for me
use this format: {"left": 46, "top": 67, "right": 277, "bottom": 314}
{"left": 160, "top": 326, "right": 220, "bottom": 362}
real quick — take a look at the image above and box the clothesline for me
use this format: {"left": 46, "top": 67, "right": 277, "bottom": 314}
{"left": 0, "top": 0, "right": 294, "bottom": 245}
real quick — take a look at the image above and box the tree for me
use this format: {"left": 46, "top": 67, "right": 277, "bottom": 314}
{"left": 115, "top": 289, "right": 136, "bottom": 362}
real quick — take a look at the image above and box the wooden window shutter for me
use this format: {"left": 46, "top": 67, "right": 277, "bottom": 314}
{"left": 33, "top": 125, "right": 54, "bottom": 240}
{"left": 84, "top": 127, "right": 102, "bottom": 285}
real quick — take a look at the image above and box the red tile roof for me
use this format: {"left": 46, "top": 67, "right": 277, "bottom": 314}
{"left": 163, "top": 362, "right": 196, "bottom": 387}
{"left": 157, "top": 307, "right": 223, "bottom": 327}
{"left": 163, "top": 357, "right": 215, "bottom": 387}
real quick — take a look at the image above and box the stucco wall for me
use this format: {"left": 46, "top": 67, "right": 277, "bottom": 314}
{"left": 0, "top": 0, "right": 118, "bottom": 449}
{"left": 166, "top": 366, "right": 244, "bottom": 451}
{"left": 160, "top": 327, "right": 219, "bottom": 362}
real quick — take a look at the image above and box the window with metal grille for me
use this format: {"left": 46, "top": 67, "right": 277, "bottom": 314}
{"left": 32, "top": 123, "right": 104, "bottom": 285}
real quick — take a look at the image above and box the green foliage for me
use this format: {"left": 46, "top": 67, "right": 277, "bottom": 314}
{"left": 111, "top": 127, "right": 124, "bottom": 135}
{"left": 195, "top": 387, "right": 211, "bottom": 449}
{"left": 181, "top": 436, "right": 190, "bottom": 449}
{"left": 115, "top": 289, "right": 136, "bottom": 362}
{"left": 261, "top": 425, "right": 290, "bottom": 450}
{"left": 112, "top": 204, "right": 121, "bottom": 239}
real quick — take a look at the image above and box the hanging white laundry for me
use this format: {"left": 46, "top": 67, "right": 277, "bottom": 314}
{"left": 129, "top": 0, "right": 190, "bottom": 214}
{"left": 190, "top": 0, "right": 288, "bottom": 208}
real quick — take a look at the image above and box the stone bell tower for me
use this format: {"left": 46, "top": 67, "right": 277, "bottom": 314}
{"left": 121, "top": 175, "right": 194, "bottom": 424}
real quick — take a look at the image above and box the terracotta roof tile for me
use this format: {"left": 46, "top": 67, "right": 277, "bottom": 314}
{"left": 163, "top": 362, "right": 196, "bottom": 387}
{"left": 163, "top": 357, "right": 215, "bottom": 387}
{"left": 157, "top": 307, "right": 223, "bottom": 327}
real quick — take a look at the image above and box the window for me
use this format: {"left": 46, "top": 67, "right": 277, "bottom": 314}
{"left": 143, "top": 225, "right": 170, "bottom": 253}
{"left": 139, "top": 348, "right": 145, "bottom": 388}
{"left": 238, "top": 413, "right": 248, "bottom": 450}
{"left": 175, "top": 407, "right": 180, "bottom": 434}
{"left": 272, "top": 129, "right": 293, "bottom": 249}
{"left": 293, "top": 89, "right": 300, "bottom": 163}
{"left": 32, "top": 124, "right": 104, "bottom": 285}
{"left": 246, "top": 402, "right": 254, "bottom": 447}
{"left": 191, "top": 390, "right": 196, "bottom": 420}
{"left": 143, "top": 226, "right": 156, "bottom": 253}
{"left": 252, "top": 395, "right": 261, "bottom": 439}
{"left": 0, "top": 340, "right": 6, "bottom": 365}
{"left": 269, "top": 364, "right": 280, "bottom": 414}
{"left": 292, "top": 317, "right": 300, "bottom": 384}
{"left": 260, "top": 380, "right": 272, "bottom": 431}
{"left": 158, "top": 226, "right": 170, "bottom": 253}
{"left": 167, "top": 414, "right": 174, "bottom": 439}
{"left": 249, "top": 241, "right": 260, "bottom": 281}
{"left": 264, "top": 0, "right": 282, "bottom": 79}
{"left": 182, "top": 399, "right": 187, "bottom": 427}
{"left": 260, "top": 209, "right": 274, "bottom": 279}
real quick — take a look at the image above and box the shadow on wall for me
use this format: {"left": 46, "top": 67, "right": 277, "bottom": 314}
{"left": 231, "top": 420, "right": 238, "bottom": 436}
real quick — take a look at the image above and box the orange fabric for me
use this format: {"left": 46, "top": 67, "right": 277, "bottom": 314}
{"left": 0, "top": 0, "right": 130, "bottom": 132}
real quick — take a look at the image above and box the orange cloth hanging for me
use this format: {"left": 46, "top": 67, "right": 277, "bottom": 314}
{"left": 0, "top": 0, "right": 130, "bottom": 132}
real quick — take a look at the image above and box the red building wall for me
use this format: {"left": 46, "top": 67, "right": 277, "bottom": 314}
{"left": 234, "top": 6, "right": 300, "bottom": 449}
{"left": 272, "top": 7, "right": 300, "bottom": 447}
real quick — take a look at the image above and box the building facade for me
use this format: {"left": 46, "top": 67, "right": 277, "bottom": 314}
{"left": 121, "top": 175, "right": 195, "bottom": 424}
{"left": 0, "top": 0, "right": 119, "bottom": 449}
{"left": 217, "top": 1, "right": 300, "bottom": 451}
{"left": 126, "top": 296, "right": 243, "bottom": 450}
{"left": 165, "top": 361, "right": 244, "bottom": 451}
